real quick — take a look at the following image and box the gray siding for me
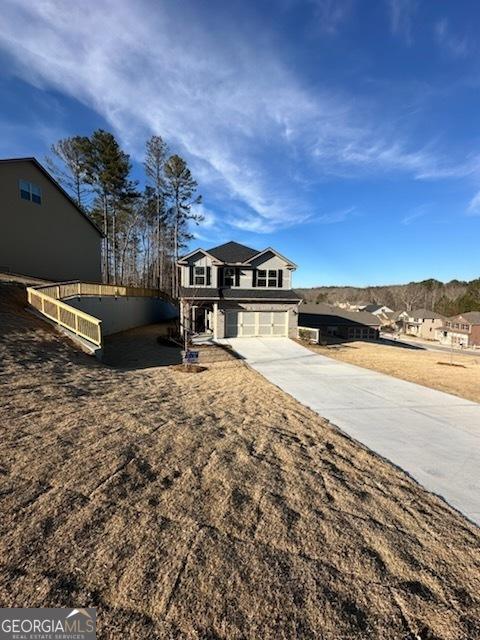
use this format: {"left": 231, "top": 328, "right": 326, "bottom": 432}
{"left": 180, "top": 251, "right": 292, "bottom": 290}
{"left": 0, "top": 160, "right": 102, "bottom": 281}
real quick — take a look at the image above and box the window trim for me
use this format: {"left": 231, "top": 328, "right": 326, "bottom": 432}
{"left": 224, "top": 267, "right": 235, "bottom": 287}
{"left": 194, "top": 266, "right": 205, "bottom": 286}
{"left": 256, "top": 268, "right": 282, "bottom": 288}
{"left": 19, "top": 179, "right": 42, "bottom": 205}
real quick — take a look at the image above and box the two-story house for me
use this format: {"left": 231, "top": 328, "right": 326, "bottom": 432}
{"left": 177, "top": 241, "right": 301, "bottom": 339}
{"left": 403, "top": 308, "right": 445, "bottom": 340}
{"left": 436, "top": 312, "right": 480, "bottom": 348}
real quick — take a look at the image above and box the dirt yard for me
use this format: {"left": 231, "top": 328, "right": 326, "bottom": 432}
{"left": 1, "top": 283, "right": 479, "bottom": 639}
{"left": 301, "top": 339, "right": 480, "bottom": 404}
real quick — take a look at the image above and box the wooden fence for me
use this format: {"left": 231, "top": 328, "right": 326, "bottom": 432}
{"left": 27, "top": 281, "right": 173, "bottom": 348}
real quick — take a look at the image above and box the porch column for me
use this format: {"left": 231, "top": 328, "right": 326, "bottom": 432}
{"left": 213, "top": 302, "right": 218, "bottom": 339}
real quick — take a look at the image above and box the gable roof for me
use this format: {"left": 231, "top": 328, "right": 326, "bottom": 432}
{"left": 0, "top": 157, "right": 104, "bottom": 237}
{"left": 180, "top": 240, "right": 297, "bottom": 267}
{"left": 363, "top": 304, "right": 394, "bottom": 314}
{"left": 300, "top": 303, "right": 381, "bottom": 326}
{"left": 456, "top": 311, "right": 480, "bottom": 323}
{"left": 207, "top": 241, "right": 259, "bottom": 263}
{"left": 409, "top": 308, "right": 444, "bottom": 320}
{"left": 247, "top": 246, "right": 297, "bottom": 268}
{"left": 363, "top": 304, "right": 384, "bottom": 313}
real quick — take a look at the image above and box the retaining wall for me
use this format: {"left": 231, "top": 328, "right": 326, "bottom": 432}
{"left": 68, "top": 296, "right": 178, "bottom": 336}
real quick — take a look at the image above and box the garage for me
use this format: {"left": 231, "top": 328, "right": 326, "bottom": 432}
{"left": 225, "top": 310, "right": 288, "bottom": 337}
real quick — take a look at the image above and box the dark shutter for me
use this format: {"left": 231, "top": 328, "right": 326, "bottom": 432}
{"left": 252, "top": 269, "right": 257, "bottom": 287}
{"left": 235, "top": 267, "right": 240, "bottom": 287}
{"left": 219, "top": 267, "right": 224, "bottom": 287}
{"left": 189, "top": 265, "right": 194, "bottom": 285}
{"left": 278, "top": 269, "right": 283, "bottom": 288}
{"left": 206, "top": 266, "right": 211, "bottom": 286}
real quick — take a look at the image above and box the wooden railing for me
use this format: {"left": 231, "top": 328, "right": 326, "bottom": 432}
{"left": 27, "top": 281, "right": 173, "bottom": 348}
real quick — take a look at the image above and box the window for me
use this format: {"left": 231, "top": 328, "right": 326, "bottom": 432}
{"left": 268, "top": 269, "right": 278, "bottom": 287}
{"left": 256, "top": 269, "right": 282, "bottom": 287}
{"left": 462, "top": 324, "right": 469, "bottom": 330}
{"left": 19, "top": 180, "right": 42, "bottom": 204}
{"left": 224, "top": 267, "right": 235, "bottom": 287}
{"left": 257, "top": 269, "right": 267, "bottom": 287}
{"left": 194, "top": 266, "right": 205, "bottom": 285}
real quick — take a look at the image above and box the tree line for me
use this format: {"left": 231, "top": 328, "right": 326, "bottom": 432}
{"left": 298, "top": 277, "right": 480, "bottom": 316}
{"left": 46, "top": 130, "right": 202, "bottom": 296}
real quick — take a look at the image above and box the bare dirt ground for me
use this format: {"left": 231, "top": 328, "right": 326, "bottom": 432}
{"left": 301, "top": 339, "right": 480, "bottom": 404}
{"left": 1, "top": 283, "right": 479, "bottom": 640}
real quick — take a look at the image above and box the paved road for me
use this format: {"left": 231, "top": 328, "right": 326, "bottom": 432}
{"left": 379, "top": 333, "right": 480, "bottom": 357}
{"left": 221, "top": 337, "right": 480, "bottom": 525}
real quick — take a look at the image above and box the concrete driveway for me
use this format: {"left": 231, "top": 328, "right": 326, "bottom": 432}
{"left": 221, "top": 337, "right": 480, "bottom": 525}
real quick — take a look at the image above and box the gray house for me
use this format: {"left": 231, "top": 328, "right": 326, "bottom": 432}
{"left": 178, "top": 241, "right": 301, "bottom": 338}
{"left": 299, "top": 303, "right": 381, "bottom": 340}
{"left": 0, "top": 157, "right": 103, "bottom": 282}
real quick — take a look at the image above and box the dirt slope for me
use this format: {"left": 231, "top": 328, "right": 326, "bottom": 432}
{"left": 0, "top": 283, "right": 479, "bottom": 639}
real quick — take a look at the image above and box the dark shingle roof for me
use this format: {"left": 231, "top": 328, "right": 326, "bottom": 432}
{"left": 222, "top": 288, "right": 301, "bottom": 301}
{"left": 409, "top": 308, "right": 444, "bottom": 319}
{"left": 207, "top": 241, "right": 259, "bottom": 263}
{"left": 179, "top": 287, "right": 219, "bottom": 299}
{"left": 457, "top": 311, "right": 480, "bottom": 323}
{"left": 299, "top": 303, "right": 381, "bottom": 326}
{"left": 179, "top": 286, "right": 301, "bottom": 301}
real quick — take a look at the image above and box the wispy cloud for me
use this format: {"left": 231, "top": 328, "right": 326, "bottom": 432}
{"left": 401, "top": 204, "right": 430, "bottom": 225}
{"left": 316, "top": 206, "right": 357, "bottom": 224}
{"left": 467, "top": 191, "right": 480, "bottom": 216}
{"left": 434, "top": 19, "right": 472, "bottom": 59}
{"left": 0, "top": 0, "right": 476, "bottom": 236}
{"left": 307, "top": 0, "right": 354, "bottom": 34}
{"left": 386, "top": 0, "right": 417, "bottom": 45}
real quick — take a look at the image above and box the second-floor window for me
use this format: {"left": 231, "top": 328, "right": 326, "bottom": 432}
{"left": 224, "top": 267, "right": 235, "bottom": 286}
{"left": 19, "top": 180, "right": 42, "bottom": 204}
{"left": 194, "top": 266, "right": 205, "bottom": 285}
{"left": 256, "top": 269, "right": 283, "bottom": 287}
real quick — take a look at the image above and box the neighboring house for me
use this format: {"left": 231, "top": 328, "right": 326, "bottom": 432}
{"left": 0, "top": 157, "right": 103, "bottom": 282}
{"left": 403, "top": 308, "right": 445, "bottom": 340}
{"left": 362, "top": 303, "right": 394, "bottom": 316}
{"left": 436, "top": 312, "right": 480, "bottom": 348}
{"left": 392, "top": 310, "right": 409, "bottom": 332}
{"left": 178, "top": 241, "right": 301, "bottom": 338}
{"left": 299, "top": 303, "right": 381, "bottom": 341}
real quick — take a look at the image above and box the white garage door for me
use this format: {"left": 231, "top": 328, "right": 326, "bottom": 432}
{"left": 225, "top": 311, "right": 288, "bottom": 337}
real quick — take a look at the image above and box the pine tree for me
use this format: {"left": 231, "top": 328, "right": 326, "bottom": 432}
{"left": 82, "top": 130, "right": 138, "bottom": 283}
{"left": 45, "top": 136, "right": 90, "bottom": 206}
{"left": 164, "top": 155, "right": 202, "bottom": 296}
{"left": 144, "top": 136, "right": 168, "bottom": 290}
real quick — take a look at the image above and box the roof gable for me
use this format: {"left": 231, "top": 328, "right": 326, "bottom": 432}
{"left": 456, "top": 312, "right": 480, "bottom": 323}
{"left": 208, "top": 241, "right": 259, "bottom": 263}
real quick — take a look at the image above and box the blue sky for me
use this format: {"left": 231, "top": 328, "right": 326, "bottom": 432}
{"left": 1, "top": 0, "right": 480, "bottom": 287}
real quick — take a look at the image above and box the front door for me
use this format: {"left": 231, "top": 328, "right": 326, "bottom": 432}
{"left": 225, "top": 311, "right": 239, "bottom": 337}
